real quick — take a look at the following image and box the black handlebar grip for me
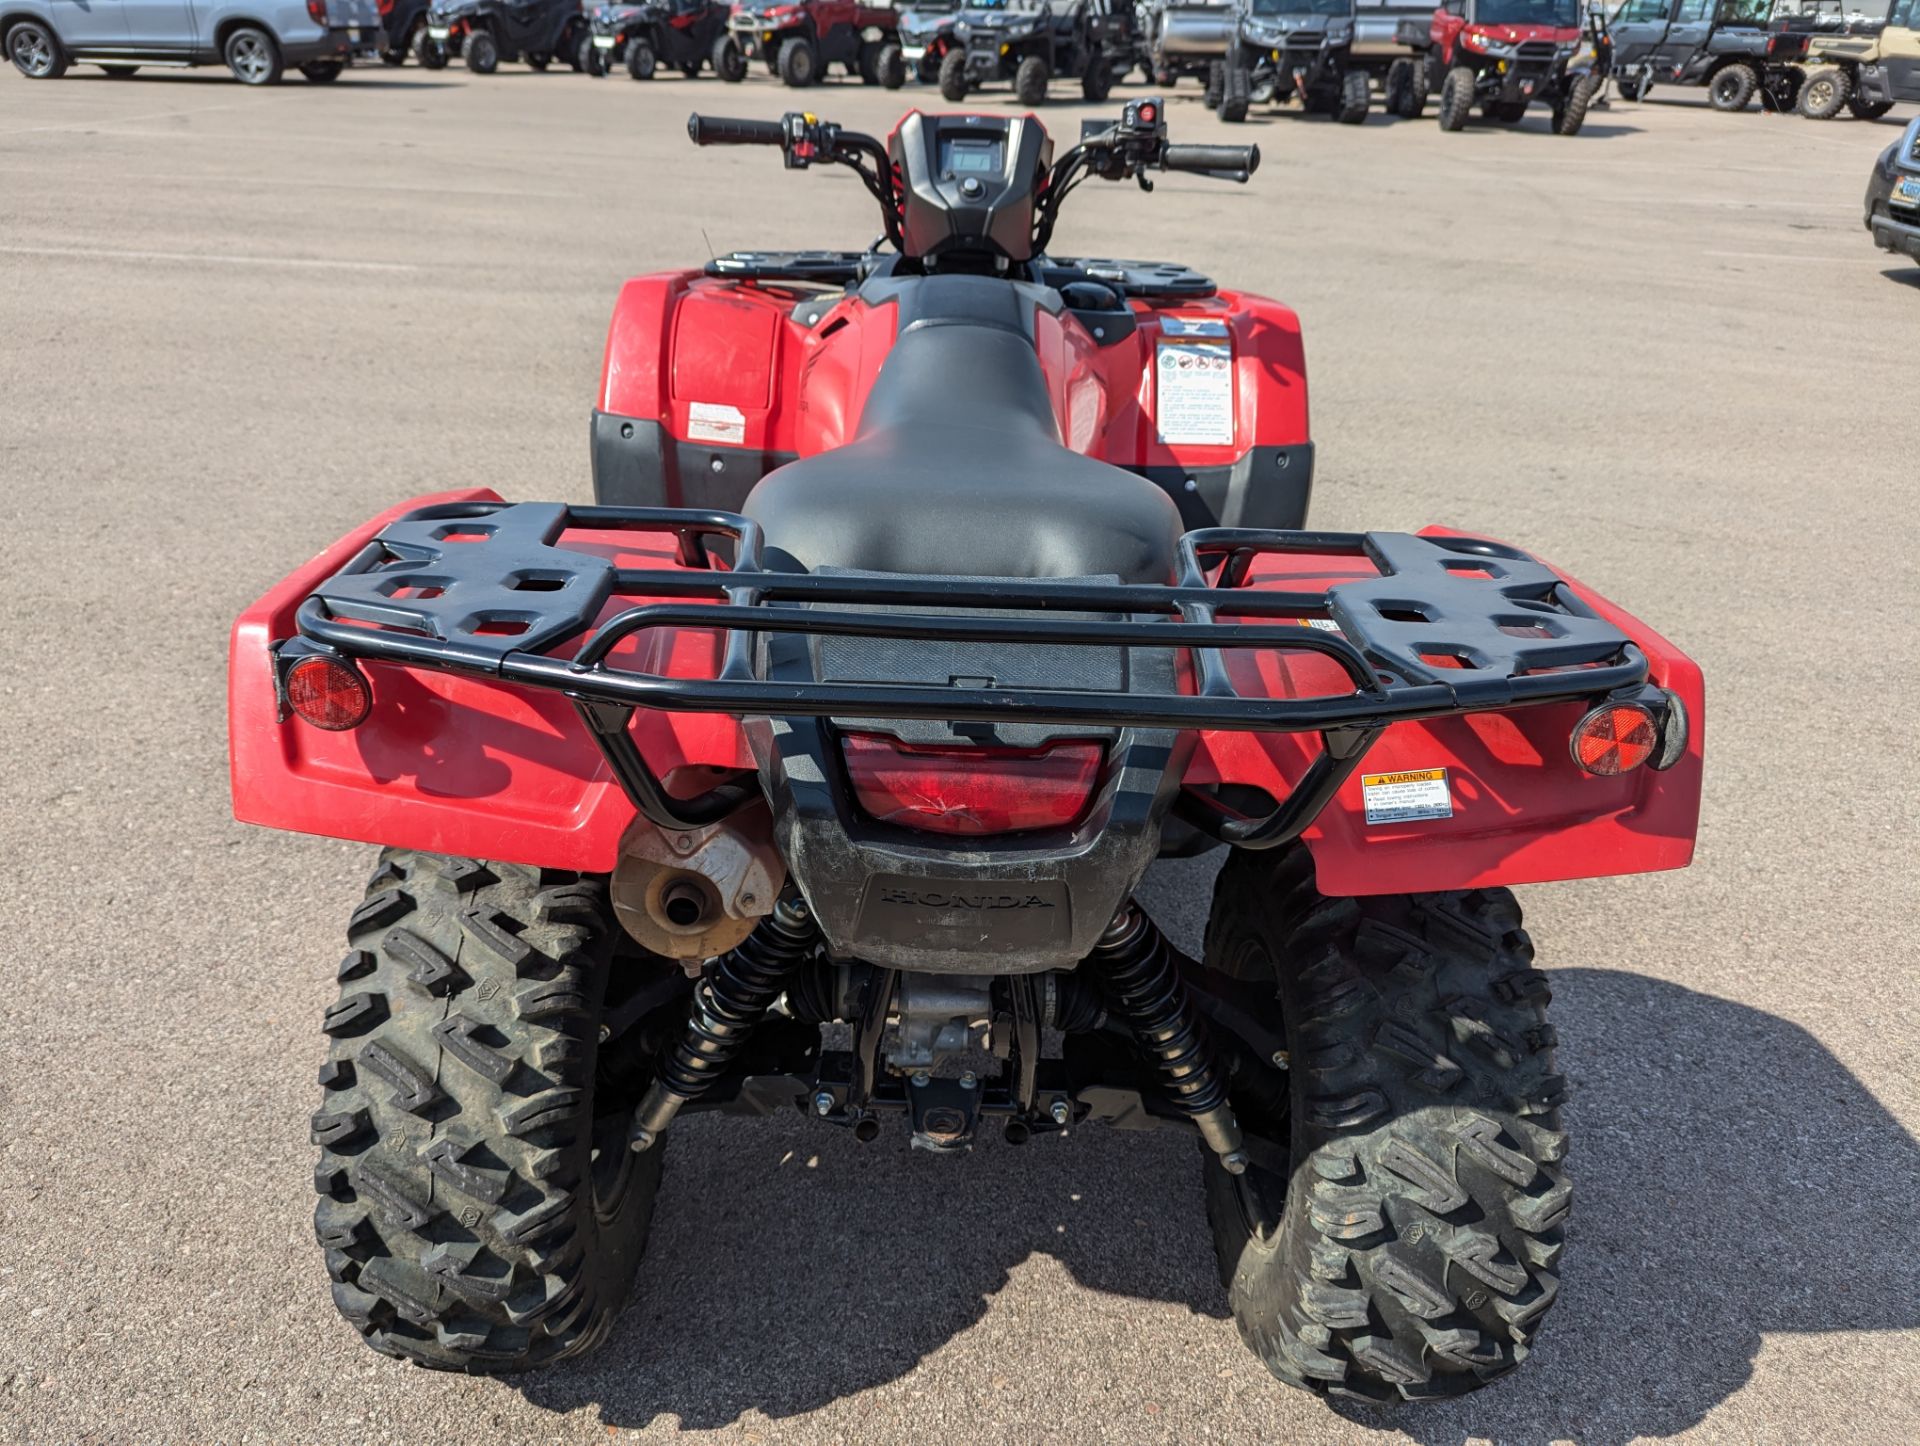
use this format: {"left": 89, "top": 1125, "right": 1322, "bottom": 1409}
{"left": 1162, "top": 144, "right": 1262, "bottom": 179}
{"left": 687, "top": 113, "right": 789, "bottom": 147}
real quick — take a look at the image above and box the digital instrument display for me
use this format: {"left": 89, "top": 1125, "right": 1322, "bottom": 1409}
{"left": 940, "top": 136, "right": 1005, "bottom": 177}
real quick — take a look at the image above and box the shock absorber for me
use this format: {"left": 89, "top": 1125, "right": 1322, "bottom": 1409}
{"left": 628, "top": 896, "right": 819, "bottom": 1153}
{"left": 1090, "top": 905, "right": 1249, "bottom": 1175}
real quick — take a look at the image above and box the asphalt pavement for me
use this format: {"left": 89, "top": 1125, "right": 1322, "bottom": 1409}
{"left": 1, "top": 62, "right": 1917, "bottom": 1446}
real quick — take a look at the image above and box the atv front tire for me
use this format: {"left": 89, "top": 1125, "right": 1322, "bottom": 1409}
{"left": 1201, "top": 847, "right": 1569, "bottom": 1404}
{"left": 627, "top": 38, "right": 655, "bottom": 79}
{"left": 777, "top": 34, "right": 818, "bottom": 87}
{"left": 313, "top": 852, "right": 664, "bottom": 1371}
{"left": 1014, "top": 53, "right": 1048, "bottom": 106}
{"left": 1552, "top": 71, "right": 1596, "bottom": 135}
{"left": 1707, "top": 62, "right": 1756, "bottom": 111}
{"left": 712, "top": 33, "right": 745, "bottom": 82}
{"left": 1796, "top": 65, "right": 1849, "bottom": 119}
{"left": 1337, "top": 67, "right": 1369, "bottom": 124}
{"left": 1437, "top": 65, "right": 1474, "bottom": 131}
{"left": 938, "top": 47, "right": 967, "bottom": 101}
{"left": 876, "top": 40, "right": 906, "bottom": 88}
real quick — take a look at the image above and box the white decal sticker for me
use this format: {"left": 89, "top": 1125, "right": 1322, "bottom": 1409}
{"left": 687, "top": 402, "right": 745, "bottom": 446}
{"left": 1155, "top": 340, "right": 1234, "bottom": 447}
{"left": 1361, "top": 769, "right": 1453, "bottom": 826}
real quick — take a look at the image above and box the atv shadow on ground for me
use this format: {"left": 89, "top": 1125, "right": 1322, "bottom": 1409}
{"left": 514, "top": 951, "right": 1918, "bottom": 1437}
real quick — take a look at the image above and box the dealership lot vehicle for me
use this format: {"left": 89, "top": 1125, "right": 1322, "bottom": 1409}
{"left": 719, "top": 0, "right": 905, "bottom": 87}
{"left": 1607, "top": 0, "right": 1814, "bottom": 109}
{"left": 586, "top": 0, "right": 728, "bottom": 76}
{"left": 898, "top": 0, "right": 961, "bottom": 79}
{"left": 1865, "top": 113, "right": 1920, "bottom": 256}
{"left": 1428, "top": 0, "right": 1595, "bottom": 133}
{"left": 423, "top": 0, "right": 588, "bottom": 70}
{"left": 937, "top": 0, "right": 1130, "bottom": 103}
{"left": 3, "top": 0, "right": 378, "bottom": 81}
{"left": 1220, "top": 0, "right": 1432, "bottom": 123}
{"left": 1798, "top": 0, "right": 1920, "bottom": 118}
{"left": 1138, "top": 0, "right": 1238, "bottom": 86}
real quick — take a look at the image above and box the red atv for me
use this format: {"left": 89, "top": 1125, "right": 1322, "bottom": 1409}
{"left": 714, "top": 0, "right": 905, "bottom": 85}
{"left": 1428, "top": 0, "right": 1596, "bottom": 133}
{"left": 233, "top": 101, "right": 1703, "bottom": 1405}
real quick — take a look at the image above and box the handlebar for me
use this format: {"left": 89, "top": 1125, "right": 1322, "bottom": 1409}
{"left": 1162, "top": 144, "right": 1261, "bottom": 183}
{"left": 687, "top": 114, "right": 788, "bottom": 147}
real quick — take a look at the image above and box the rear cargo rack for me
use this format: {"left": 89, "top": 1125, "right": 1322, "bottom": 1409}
{"left": 290, "top": 501, "right": 1651, "bottom": 843}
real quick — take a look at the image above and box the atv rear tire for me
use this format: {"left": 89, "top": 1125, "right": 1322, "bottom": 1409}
{"left": 712, "top": 33, "right": 745, "bottom": 81}
{"left": 1796, "top": 65, "right": 1849, "bottom": 119}
{"left": 1200, "top": 846, "right": 1569, "bottom": 1404}
{"left": 627, "top": 38, "right": 655, "bottom": 78}
{"left": 778, "top": 35, "right": 818, "bottom": 87}
{"left": 313, "top": 851, "right": 664, "bottom": 1372}
{"left": 1081, "top": 55, "right": 1112, "bottom": 103}
{"left": 1337, "top": 67, "right": 1369, "bottom": 123}
{"left": 1218, "top": 62, "right": 1249, "bottom": 122}
{"left": 1846, "top": 92, "right": 1893, "bottom": 120}
{"left": 1014, "top": 53, "right": 1048, "bottom": 105}
{"left": 1551, "top": 71, "right": 1596, "bottom": 135}
{"left": 1707, "top": 62, "right": 1755, "bottom": 111}
{"left": 877, "top": 40, "right": 906, "bottom": 88}
{"left": 465, "top": 30, "right": 498, "bottom": 73}
{"left": 938, "top": 47, "right": 967, "bottom": 101}
{"left": 1437, "top": 65, "right": 1474, "bottom": 131}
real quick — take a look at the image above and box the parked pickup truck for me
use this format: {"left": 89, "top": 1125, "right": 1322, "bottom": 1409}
{"left": 3, "top": 0, "right": 381, "bottom": 82}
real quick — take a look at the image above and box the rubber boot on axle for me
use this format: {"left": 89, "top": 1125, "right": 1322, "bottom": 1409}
{"left": 629, "top": 896, "right": 819, "bottom": 1152}
{"left": 1090, "top": 905, "right": 1249, "bottom": 1174}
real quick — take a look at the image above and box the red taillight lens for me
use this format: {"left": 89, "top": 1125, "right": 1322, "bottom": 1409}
{"left": 378, "top": 0, "right": 393, "bottom": 14}
{"left": 307, "top": 0, "right": 327, "bottom": 23}
{"left": 286, "top": 654, "right": 371, "bottom": 731}
{"left": 841, "top": 733, "right": 1103, "bottom": 836}
{"left": 1570, "top": 702, "right": 1656, "bottom": 776}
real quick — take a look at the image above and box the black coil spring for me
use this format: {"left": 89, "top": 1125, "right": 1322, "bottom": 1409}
{"left": 1091, "top": 910, "right": 1231, "bottom": 1120}
{"left": 655, "top": 901, "right": 818, "bottom": 1103}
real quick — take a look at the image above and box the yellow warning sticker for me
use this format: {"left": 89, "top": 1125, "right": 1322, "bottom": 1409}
{"left": 1361, "top": 768, "right": 1452, "bottom": 826}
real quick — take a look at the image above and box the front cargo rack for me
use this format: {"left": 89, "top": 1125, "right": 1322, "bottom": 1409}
{"left": 289, "top": 501, "right": 1653, "bottom": 844}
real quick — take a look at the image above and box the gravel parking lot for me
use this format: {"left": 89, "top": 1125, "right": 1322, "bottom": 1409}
{"left": 2, "top": 64, "right": 1917, "bottom": 1445}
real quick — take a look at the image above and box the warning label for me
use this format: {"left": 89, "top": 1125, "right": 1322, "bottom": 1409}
{"left": 1155, "top": 340, "right": 1234, "bottom": 447}
{"left": 1361, "top": 768, "right": 1452, "bottom": 826}
{"left": 687, "top": 401, "right": 745, "bottom": 446}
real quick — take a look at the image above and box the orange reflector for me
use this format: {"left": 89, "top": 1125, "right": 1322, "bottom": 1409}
{"left": 1570, "top": 702, "right": 1656, "bottom": 776}
{"left": 286, "top": 654, "right": 371, "bottom": 731}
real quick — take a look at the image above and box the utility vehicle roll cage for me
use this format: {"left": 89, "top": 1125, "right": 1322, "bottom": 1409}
{"left": 286, "top": 501, "right": 1660, "bottom": 848}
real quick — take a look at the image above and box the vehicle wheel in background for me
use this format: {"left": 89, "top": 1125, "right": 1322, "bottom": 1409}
{"left": 1205, "top": 57, "right": 1225, "bottom": 109}
{"left": 526, "top": 50, "right": 550, "bottom": 70}
{"left": 1219, "top": 62, "right": 1249, "bottom": 122}
{"left": 938, "top": 47, "right": 966, "bottom": 101}
{"left": 301, "top": 60, "right": 344, "bottom": 82}
{"left": 627, "top": 38, "right": 655, "bottom": 78}
{"left": 1337, "top": 67, "right": 1369, "bottom": 123}
{"left": 1438, "top": 65, "right": 1474, "bottom": 130}
{"left": 1707, "top": 62, "right": 1756, "bottom": 111}
{"left": 416, "top": 29, "right": 447, "bottom": 67}
{"left": 712, "top": 33, "right": 745, "bottom": 81}
{"left": 1796, "top": 65, "right": 1849, "bottom": 119}
{"left": 465, "top": 29, "right": 499, "bottom": 73}
{"left": 1014, "top": 53, "right": 1048, "bottom": 105}
{"left": 1846, "top": 92, "right": 1893, "bottom": 120}
{"left": 1385, "top": 57, "right": 1412, "bottom": 114}
{"left": 1490, "top": 98, "right": 1528, "bottom": 122}
{"left": 225, "top": 25, "right": 283, "bottom": 85}
{"left": 857, "top": 38, "right": 880, "bottom": 83}
{"left": 577, "top": 33, "right": 597, "bottom": 73}
{"left": 1081, "top": 54, "right": 1111, "bottom": 102}
{"left": 6, "top": 19, "right": 67, "bottom": 77}
{"left": 777, "top": 34, "right": 817, "bottom": 87}
{"left": 876, "top": 41, "right": 905, "bottom": 88}
{"left": 1552, "top": 70, "right": 1596, "bottom": 134}
{"left": 101, "top": 62, "right": 140, "bottom": 76}
{"left": 1616, "top": 67, "right": 1652, "bottom": 101}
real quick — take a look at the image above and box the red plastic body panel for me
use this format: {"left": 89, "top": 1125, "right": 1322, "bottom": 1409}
{"left": 597, "top": 272, "right": 1310, "bottom": 471}
{"left": 229, "top": 490, "right": 750, "bottom": 873}
{"left": 1431, "top": 10, "right": 1582, "bottom": 65}
{"left": 1186, "top": 528, "right": 1703, "bottom": 895}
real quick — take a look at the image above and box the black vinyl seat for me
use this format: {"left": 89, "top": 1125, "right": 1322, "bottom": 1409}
{"left": 742, "top": 286, "right": 1182, "bottom": 585}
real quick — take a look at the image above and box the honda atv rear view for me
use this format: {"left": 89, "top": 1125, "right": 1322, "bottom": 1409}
{"left": 233, "top": 100, "right": 1703, "bottom": 1406}
{"left": 1428, "top": 0, "right": 1596, "bottom": 133}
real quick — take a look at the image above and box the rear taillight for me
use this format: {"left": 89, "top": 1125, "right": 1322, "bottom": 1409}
{"left": 307, "top": 0, "right": 327, "bottom": 23}
{"left": 286, "top": 654, "right": 371, "bottom": 731}
{"left": 841, "top": 733, "right": 1103, "bottom": 836}
{"left": 378, "top": 0, "right": 394, "bottom": 14}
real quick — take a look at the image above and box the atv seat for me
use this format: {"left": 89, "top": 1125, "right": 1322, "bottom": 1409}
{"left": 742, "top": 298, "right": 1181, "bottom": 584}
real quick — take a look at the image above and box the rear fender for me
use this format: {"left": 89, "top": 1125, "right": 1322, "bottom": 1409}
{"left": 229, "top": 490, "right": 751, "bottom": 872}
{"left": 1187, "top": 527, "right": 1704, "bottom": 896}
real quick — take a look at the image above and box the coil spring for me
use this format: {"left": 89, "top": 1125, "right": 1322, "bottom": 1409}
{"left": 1090, "top": 910, "right": 1232, "bottom": 1121}
{"left": 655, "top": 898, "right": 819, "bottom": 1103}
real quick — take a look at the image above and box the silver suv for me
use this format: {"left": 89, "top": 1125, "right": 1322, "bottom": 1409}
{"left": 4, "top": 0, "right": 382, "bottom": 83}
